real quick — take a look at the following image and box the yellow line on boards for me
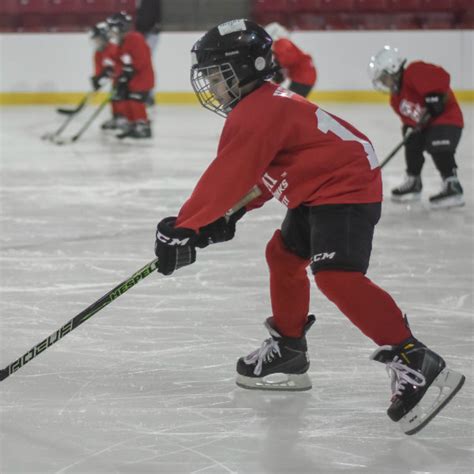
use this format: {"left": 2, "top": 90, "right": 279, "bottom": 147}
{"left": 0, "top": 90, "right": 473, "bottom": 105}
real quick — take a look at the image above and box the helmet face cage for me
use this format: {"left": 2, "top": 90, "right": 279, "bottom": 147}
{"left": 190, "top": 20, "right": 274, "bottom": 117}
{"left": 106, "top": 11, "right": 132, "bottom": 40}
{"left": 90, "top": 22, "right": 109, "bottom": 48}
{"left": 368, "top": 46, "right": 405, "bottom": 93}
{"left": 191, "top": 62, "right": 241, "bottom": 118}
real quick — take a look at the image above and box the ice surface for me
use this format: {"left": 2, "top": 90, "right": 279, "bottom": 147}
{"left": 0, "top": 103, "right": 472, "bottom": 473}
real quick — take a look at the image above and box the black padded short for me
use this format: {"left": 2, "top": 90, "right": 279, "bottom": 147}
{"left": 280, "top": 202, "right": 382, "bottom": 274}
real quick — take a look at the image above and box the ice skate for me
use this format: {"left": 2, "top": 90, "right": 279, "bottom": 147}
{"left": 101, "top": 115, "right": 129, "bottom": 131}
{"left": 429, "top": 176, "right": 465, "bottom": 209}
{"left": 116, "top": 120, "right": 152, "bottom": 139}
{"left": 236, "top": 315, "right": 315, "bottom": 391}
{"left": 371, "top": 338, "right": 465, "bottom": 435}
{"left": 391, "top": 175, "right": 422, "bottom": 202}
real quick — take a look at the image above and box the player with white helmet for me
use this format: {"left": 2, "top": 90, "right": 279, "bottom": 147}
{"left": 369, "top": 46, "right": 464, "bottom": 208}
{"left": 153, "top": 20, "right": 465, "bottom": 435}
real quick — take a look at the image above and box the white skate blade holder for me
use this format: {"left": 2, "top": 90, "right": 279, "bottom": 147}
{"left": 391, "top": 192, "right": 422, "bottom": 203}
{"left": 430, "top": 195, "right": 465, "bottom": 210}
{"left": 399, "top": 367, "right": 465, "bottom": 435}
{"left": 236, "top": 372, "right": 312, "bottom": 392}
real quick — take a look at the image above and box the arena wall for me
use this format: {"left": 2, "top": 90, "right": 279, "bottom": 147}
{"left": 0, "top": 30, "right": 472, "bottom": 104}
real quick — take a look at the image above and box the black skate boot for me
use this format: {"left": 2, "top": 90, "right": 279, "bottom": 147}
{"left": 429, "top": 176, "right": 464, "bottom": 209}
{"left": 117, "top": 120, "right": 152, "bottom": 139}
{"left": 101, "top": 115, "right": 128, "bottom": 131}
{"left": 391, "top": 174, "right": 422, "bottom": 202}
{"left": 371, "top": 338, "right": 465, "bottom": 435}
{"left": 236, "top": 315, "right": 316, "bottom": 391}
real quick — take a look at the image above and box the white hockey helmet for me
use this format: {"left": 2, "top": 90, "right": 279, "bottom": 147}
{"left": 368, "top": 45, "right": 406, "bottom": 93}
{"left": 265, "top": 22, "right": 289, "bottom": 41}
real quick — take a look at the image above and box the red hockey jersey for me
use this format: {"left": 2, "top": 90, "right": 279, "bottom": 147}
{"left": 94, "top": 42, "right": 118, "bottom": 77}
{"left": 390, "top": 61, "right": 463, "bottom": 128}
{"left": 273, "top": 38, "right": 317, "bottom": 86}
{"left": 118, "top": 31, "right": 154, "bottom": 91}
{"left": 176, "top": 83, "right": 382, "bottom": 231}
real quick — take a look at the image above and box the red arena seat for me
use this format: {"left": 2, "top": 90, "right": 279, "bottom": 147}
{"left": 318, "top": 0, "right": 355, "bottom": 12}
{"left": 388, "top": 0, "right": 422, "bottom": 11}
{"left": 354, "top": 0, "right": 389, "bottom": 12}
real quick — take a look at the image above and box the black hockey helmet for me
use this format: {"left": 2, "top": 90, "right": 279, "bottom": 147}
{"left": 106, "top": 11, "right": 132, "bottom": 38}
{"left": 90, "top": 21, "right": 109, "bottom": 41}
{"left": 190, "top": 19, "right": 275, "bottom": 117}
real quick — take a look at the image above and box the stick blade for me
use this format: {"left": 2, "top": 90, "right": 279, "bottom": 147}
{"left": 56, "top": 108, "right": 77, "bottom": 115}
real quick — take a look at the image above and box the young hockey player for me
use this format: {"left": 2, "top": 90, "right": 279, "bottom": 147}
{"left": 90, "top": 22, "right": 128, "bottom": 132}
{"left": 369, "top": 45, "right": 464, "bottom": 208}
{"left": 153, "top": 20, "right": 465, "bottom": 435}
{"left": 265, "top": 22, "right": 317, "bottom": 98}
{"left": 106, "top": 11, "right": 155, "bottom": 139}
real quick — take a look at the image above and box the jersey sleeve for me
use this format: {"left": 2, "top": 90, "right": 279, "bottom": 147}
{"left": 124, "top": 32, "right": 151, "bottom": 72}
{"left": 175, "top": 99, "right": 284, "bottom": 230}
{"left": 93, "top": 51, "right": 102, "bottom": 76}
{"left": 407, "top": 62, "right": 451, "bottom": 96}
{"left": 272, "top": 38, "right": 303, "bottom": 68}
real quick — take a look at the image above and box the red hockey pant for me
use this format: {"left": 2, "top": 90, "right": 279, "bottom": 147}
{"left": 113, "top": 100, "right": 147, "bottom": 122}
{"left": 265, "top": 230, "right": 412, "bottom": 345}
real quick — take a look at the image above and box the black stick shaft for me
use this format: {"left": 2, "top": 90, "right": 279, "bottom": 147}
{"left": 0, "top": 259, "right": 158, "bottom": 381}
{"left": 71, "top": 97, "right": 110, "bottom": 142}
{"left": 380, "top": 111, "right": 431, "bottom": 170}
{"left": 0, "top": 186, "right": 261, "bottom": 382}
{"left": 380, "top": 128, "right": 414, "bottom": 169}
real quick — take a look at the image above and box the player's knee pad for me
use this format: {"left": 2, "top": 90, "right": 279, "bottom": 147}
{"left": 265, "top": 230, "right": 308, "bottom": 275}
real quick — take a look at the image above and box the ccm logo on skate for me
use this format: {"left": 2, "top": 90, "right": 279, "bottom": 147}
{"left": 156, "top": 232, "right": 190, "bottom": 246}
{"left": 311, "top": 251, "right": 336, "bottom": 262}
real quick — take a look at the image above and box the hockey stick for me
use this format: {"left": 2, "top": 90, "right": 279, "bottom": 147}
{"left": 52, "top": 96, "right": 110, "bottom": 145}
{"left": 41, "top": 106, "right": 81, "bottom": 141}
{"left": 380, "top": 111, "right": 431, "bottom": 169}
{"left": 0, "top": 185, "right": 262, "bottom": 382}
{"left": 56, "top": 91, "right": 95, "bottom": 116}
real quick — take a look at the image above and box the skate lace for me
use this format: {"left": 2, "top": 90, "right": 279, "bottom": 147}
{"left": 386, "top": 356, "right": 426, "bottom": 398}
{"left": 244, "top": 338, "right": 281, "bottom": 376}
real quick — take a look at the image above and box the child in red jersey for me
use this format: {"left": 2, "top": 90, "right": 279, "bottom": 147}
{"left": 106, "top": 11, "right": 155, "bottom": 139}
{"left": 369, "top": 45, "right": 464, "bottom": 208}
{"left": 89, "top": 22, "right": 128, "bottom": 132}
{"left": 153, "top": 20, "right": 464, "bottom": 435}
{"left": 265, "top": 22, "right": 317, "bottom": 98}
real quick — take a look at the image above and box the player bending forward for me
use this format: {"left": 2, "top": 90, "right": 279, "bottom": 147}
{"left": 154, "top": 20, "right": 464, "bottom": 435}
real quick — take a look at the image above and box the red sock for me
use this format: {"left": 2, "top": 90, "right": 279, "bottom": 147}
{"left": 315, "top": 270, "right": 411, "bottom": 345}
{"left": 128, "top": 100, "right": 148, "bottom": 122}
{"left": 266, "top": 230, "right": 310, "bottom": 337}
{"left": 112, "top": 101, "right": 127, "bottom": 117}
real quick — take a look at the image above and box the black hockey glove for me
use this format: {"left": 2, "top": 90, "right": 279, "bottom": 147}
{"left": 272, "top": 60, "right": 285, "bottom": 84}
{"left": 91, "top": 75, "right": 103, "bottom": 91}
{"left": 424, "top": 93, "right": 446, "bottom": 118}
{"left": 196, "top": 208, "right": 246, "bottom": 249}
{"left": 155, "top": 217, "right": 198, "bottom": 276}
{"left": 113, "top": 65, "right": 134, "bottom": 100}
{"left": 91, "top": 66, "right": 114, "bottom": 91}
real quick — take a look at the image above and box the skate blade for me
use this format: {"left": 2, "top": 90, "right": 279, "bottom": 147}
{"left": 391, "top": 192, "right": 422, "bottom": 203}
{"left": 429, "top": 196, "right": 465, "bottom": 210}
{"left": 236, "top": 372, "right": 312, "bottom": 392}
{"left": 399, "top": 367, "right": 465, "bottom": 435}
